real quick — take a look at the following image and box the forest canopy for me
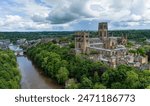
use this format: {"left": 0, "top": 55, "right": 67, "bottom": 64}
{"left": 0, "top": 50, "right": 21, "bottom": 89}
{"left": 1, "top": 29, "right": 150, "bottom": 43}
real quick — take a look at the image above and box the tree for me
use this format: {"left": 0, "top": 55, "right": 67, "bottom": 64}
{"left": 101, "top": 66, "right": 127, "bottom": 88}
{"left": 56, "top": 67, "right": 69, "bottom": 84}
{"left": 65, "top": 78, "right": 79, "bottom": 89}
{"left": 146, "top": 85, "right": 150, "bottom": 89}
{"left": 129, "top": 50, "right": 136, "bottom": 55}
{"left": 138, "top": 70, "right": 150, "bottom": 88}
{"left": 111, "top": 82, "right": 123, "bottom": 89}
{"left": 0, "top": 79, "right": 6, "bottom": 88}
{"left": 68, "top": 42, "right": 75, "bottom": 48}
{"left": 81, "top": 76, "right": 93, "bottom": 89}
{"left": 125, "top": 71, "right": 140, "bottom": 89}
{"left": 93, "top": 83, "right": 106, "bottom": 89}
{"left": 101, "top": 65, "right": 140, "bottom": 89}
{"left": 137, "top": 48, "right": 146, "bottom": 56}
{"left": 126, "top": 42, "right": 134, "bottom": 48}
{"left": 93, "top": 71, "right": 99, "bottom": 83}
{"left": 0, "top": 50, "right": 21, "bottom": 89}
{"left": 101, "top": 70, "right": 110, "bottom": 87}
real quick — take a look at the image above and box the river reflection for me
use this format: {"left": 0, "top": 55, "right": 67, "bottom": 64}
{"left": 17, "top": 56, "right": 62, "bottom": 89}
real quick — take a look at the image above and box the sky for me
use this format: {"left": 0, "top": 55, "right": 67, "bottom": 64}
{"left": 0, "top": 0, "right": 150, "bottom": 31}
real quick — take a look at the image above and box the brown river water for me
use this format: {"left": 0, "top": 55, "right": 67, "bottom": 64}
{"left": 17, "top": 56, "right": 62, "bottom": 89}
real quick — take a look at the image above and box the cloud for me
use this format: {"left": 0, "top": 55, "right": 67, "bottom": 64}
{"left": 46, "top": 0, "right": 100, "bottom": 24}
{"left": 31, "top": 14, "right": 48, "bottom": 23}
{"left": 47, "top": 6, "right": 78, "bottom": 24}
{"left": 0, "top": 15, "right": 52, "bottom": 31}
{"left": 44, "top": 0, "right": 150, "bottom": 27}
{"left": 1, "top": 0, "right": 150, "bottom": 31}
{"left": 14, "top": 0, "right": 50, "bottom": 16}
{"left": 131, "top": 14, "right": 142, "bottom": 21}
{"left": 98, "top": 0, "right": 150, "bottom": 29}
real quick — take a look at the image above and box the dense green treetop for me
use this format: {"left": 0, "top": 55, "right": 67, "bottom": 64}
{"left": 0, "top": 50, "right": 21, "bottom": 89}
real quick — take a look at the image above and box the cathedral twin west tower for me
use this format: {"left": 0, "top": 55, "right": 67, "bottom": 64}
{"left": 75, "top": 22, "right": 147, "bottom": 68}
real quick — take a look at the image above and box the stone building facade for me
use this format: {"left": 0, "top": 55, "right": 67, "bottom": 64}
{"left": 75, "top": 22, "right": 148, "bottom": 69}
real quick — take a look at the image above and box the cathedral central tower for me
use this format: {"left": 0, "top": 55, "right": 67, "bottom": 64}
{"left": 98, "top": 22, "right": 108, "bottom": 40}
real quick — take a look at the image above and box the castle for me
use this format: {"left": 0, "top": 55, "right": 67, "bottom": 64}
{"left": 75, "top": 22, "right": 148, "bottom": 69}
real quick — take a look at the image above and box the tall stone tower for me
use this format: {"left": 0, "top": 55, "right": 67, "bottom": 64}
{"left": 75, "top": 32, "right": 89, "bottom": 54}
{"left": 98, "top": 22, "right": 108, "bottom": 40}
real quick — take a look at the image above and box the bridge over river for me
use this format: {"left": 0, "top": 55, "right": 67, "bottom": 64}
{"left": 9, "top": 44, "right": 24, "bottom": 56}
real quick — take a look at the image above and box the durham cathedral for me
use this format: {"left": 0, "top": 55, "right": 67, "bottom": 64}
{"left": 75, "top": 22, "right": 148, "bottom": 69}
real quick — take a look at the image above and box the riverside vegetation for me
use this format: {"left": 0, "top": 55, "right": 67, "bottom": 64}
{"left": 0, "top": 50, "right": 21, "bottom": 88}
{"left": 27, "top": 42, "right": 150, "bottom": 89}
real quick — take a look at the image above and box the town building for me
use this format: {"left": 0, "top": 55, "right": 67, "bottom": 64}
{"left": 0, "top": 39, "right": 10, "bottom": 50}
